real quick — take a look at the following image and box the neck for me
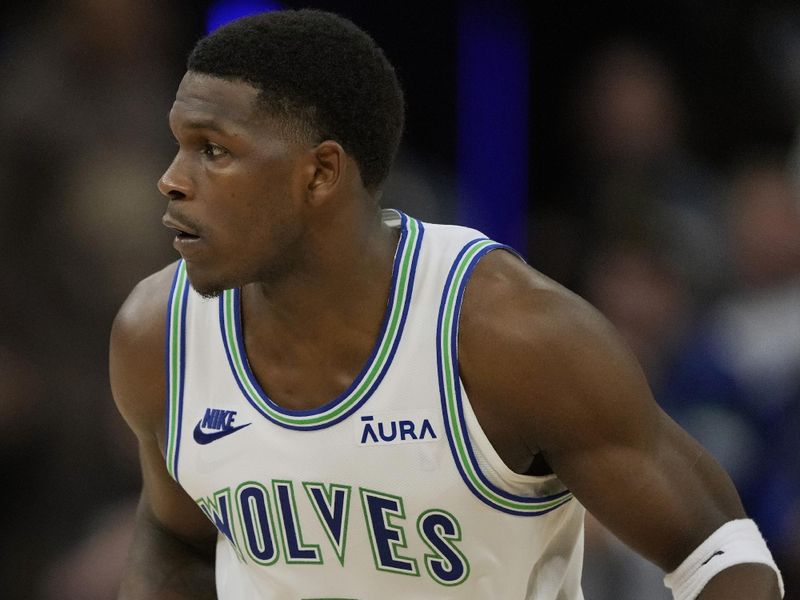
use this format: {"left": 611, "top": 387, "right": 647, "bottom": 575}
{"left": 243, "top": 201, "right": 399, "bottom": 342}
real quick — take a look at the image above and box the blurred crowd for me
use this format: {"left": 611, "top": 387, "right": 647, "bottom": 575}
{"left": 546, "top": 36, "right": 800, "bottom": 599}
{"left": 0, "top": 1, "right": 798, "bottom": 598}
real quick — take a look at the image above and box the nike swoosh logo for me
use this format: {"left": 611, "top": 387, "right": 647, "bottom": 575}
{"left": 193, "top": 421, "right": 251, "bottom": 445}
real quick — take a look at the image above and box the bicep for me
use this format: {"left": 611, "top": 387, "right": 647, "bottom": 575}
{"left": 137, "top": 430, "right": 217, "bottom": 546}
{"left": 109, "top": 267, "right": 215, "bottom": 546}
{"left": 120, "top": 434, "right": 217, "bottom": 599}
{"left": 545, "top": 399, "right": 744, "bottom": 571}
{"left": 459, "top": 252, "right": 746, "bottom": 572}
{"left": 524, "top": 307, "right": 745, "bottom": 571}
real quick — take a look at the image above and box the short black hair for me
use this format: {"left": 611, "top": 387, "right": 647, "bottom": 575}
{"left": 188, "top": 9, "right": 405, "bottom": 191}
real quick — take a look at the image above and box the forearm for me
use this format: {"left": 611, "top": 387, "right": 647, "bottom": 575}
{"left": 119, "top": 514, "right": 216, "bottom": 600}
{"left": 696, "top": 564, "right": 782, "bottom": 600}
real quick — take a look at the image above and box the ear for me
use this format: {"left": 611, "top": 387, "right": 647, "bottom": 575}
{"left": 307, "top": 140, "right": 345, "bottom": 206}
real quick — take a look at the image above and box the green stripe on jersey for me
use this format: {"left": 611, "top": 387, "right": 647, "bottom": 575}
{"left": 166, "top": 261, "right": 189, "bottom": 481}
{"left": 222, "top": 216, "right": 421, "bottom": 428}
{"left": 438, "top": 240, "right": 573, "bottom": 514}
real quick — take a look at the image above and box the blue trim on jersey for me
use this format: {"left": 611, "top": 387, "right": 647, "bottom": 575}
{"left": 437, "top": 240, "right": 573, "bottom": 516}
{"left": 165, "top": 261, "right": 189, "bottom": 483}
{"left": 218, "top": 213, "right": 425, "bottom": 430}
{"left": 163, "top": 262, "right": 179, "bottom": 477}
{"left": 174, "top": 275, "right": 189, "bottom": 481}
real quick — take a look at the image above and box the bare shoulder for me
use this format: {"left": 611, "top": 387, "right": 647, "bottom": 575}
{"left": 459, "top": 248, "right": 626, "bottom": 378}
{"left": 110, "top": 261, "right": 181, "bottom": 440}
{"left": 459, "top": 249, "right": 654, "bottom": 457}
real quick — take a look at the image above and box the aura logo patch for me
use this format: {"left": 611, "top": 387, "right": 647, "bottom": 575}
{"left": 356, "top": 410, "right": 438, "bottom": 446}
{"left": 193, "top": 408, "right": 251, "bottom": 445}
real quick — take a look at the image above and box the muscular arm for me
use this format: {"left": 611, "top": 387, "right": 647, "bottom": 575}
{"left": 459, "top": 251, "right": 781, "bottom": 599}
{"left": 111, "top": 264, "right": 218, "bottom": 599}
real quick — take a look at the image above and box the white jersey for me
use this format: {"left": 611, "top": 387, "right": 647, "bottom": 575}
{"left": 164, "top": 210, "right": 585, "bottom": 599}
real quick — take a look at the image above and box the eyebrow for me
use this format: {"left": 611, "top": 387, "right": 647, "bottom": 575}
{"left": 168, "top": 111, "right": 233, "bottom": 134}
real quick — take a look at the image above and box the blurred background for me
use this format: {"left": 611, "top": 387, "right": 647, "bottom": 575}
{"left": 1, "top": 0, "right": 798, "bottom": 597}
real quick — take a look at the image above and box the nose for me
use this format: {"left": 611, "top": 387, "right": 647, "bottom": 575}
{"left": 157, "top": 153, "right": 192, "bottom": 200}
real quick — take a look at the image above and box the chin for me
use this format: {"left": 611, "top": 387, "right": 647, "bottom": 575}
{"left": 183, "top": 263, "right": 231, "bottom": 299}
{"left": 193, "top": 286, "right": 224, "bottom": 300}
{"left": 188, "top": 278, "right": 225, "bottom": 299}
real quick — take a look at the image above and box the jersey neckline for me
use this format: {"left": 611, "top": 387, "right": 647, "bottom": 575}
{"left": 218, "top": 210, "right": 424, "bottom": 430}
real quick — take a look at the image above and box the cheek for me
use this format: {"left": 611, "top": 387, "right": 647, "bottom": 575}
{"left": 214, "top": 184, "right": 264, "bottom": 234}
{"left": 214, "top": 166, "right": 300, "bottom": 246}
{"left": 245, "top": 181, "right": 299, "bottom": 228}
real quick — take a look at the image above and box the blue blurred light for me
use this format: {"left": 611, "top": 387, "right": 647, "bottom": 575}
{"left": 206, "top": 0, "right": 282, "bottom": 33}
{"left": 457, "top": 3, "right": 529, "bottom": 253}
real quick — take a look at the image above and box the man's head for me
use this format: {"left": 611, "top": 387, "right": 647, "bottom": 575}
{"left": 187, "top": 9, "right": 405, "bottom": 191}
{"left": 159, "top": 10, "right": 405, "bottom": 296}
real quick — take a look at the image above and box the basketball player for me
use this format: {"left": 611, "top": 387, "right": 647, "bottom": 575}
{"left": 111, "top": 10, "right": 784, "bottom": 599}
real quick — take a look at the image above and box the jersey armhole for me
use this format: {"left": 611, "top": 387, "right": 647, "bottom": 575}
{"left": 164, "top": 260, "right": 189, "bottom": 483}
{"left": 436, "top": 239, "right": 574, "bottom": 516}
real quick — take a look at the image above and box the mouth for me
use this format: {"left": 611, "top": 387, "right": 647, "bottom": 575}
{"left": 172, "top": 229, "right": 200, "bottom": 241}
{"left": 162, "top": 215, "right": 203, "bottom": 255}
{"left": 170, "top": 228, "right": 202, "bottom": 256}
{"left": 163, "top": 215, "right": 200, "bottom": 239}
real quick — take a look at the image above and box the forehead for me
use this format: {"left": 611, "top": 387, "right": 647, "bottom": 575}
{"left": 170, "top": 72, "right": 262, "bottom": 130}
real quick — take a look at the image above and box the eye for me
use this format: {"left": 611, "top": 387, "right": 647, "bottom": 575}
{"left": 202, "top": 142, "right": 228, "bottom": 159}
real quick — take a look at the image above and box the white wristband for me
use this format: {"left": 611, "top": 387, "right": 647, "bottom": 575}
{"left": 664, "top": 518, "right": 784, "bottom": 600}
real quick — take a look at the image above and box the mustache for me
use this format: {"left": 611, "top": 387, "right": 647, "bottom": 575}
{"left": 162, "top": 210, "right": 205, "bottom": 237}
